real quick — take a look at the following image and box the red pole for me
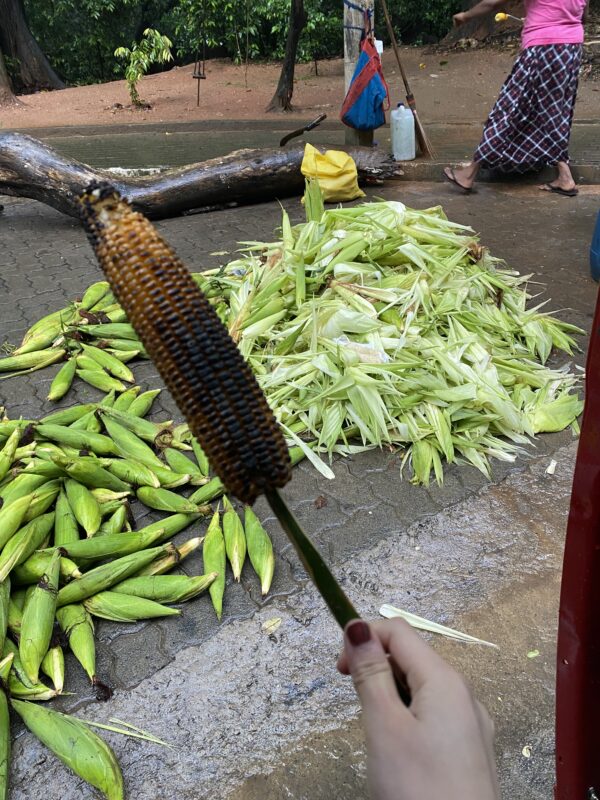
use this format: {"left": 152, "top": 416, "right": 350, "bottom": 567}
{"left": 555, "top": 286, "right": 600, "bottom": 800}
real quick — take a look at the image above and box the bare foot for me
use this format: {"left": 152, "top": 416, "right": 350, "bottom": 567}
{"left": 540, "top": 179, "right": 577, "bottom": 193}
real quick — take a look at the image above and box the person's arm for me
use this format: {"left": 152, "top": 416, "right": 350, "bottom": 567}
{"left": 338, "top": 618, "right": 500, "bottom": 800}
{"left": 453, "top": 0, "right": 506, "bottom": 28}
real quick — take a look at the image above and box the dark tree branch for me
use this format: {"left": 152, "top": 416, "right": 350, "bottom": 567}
{"left": 266, "top": 0, "right": 307, "bottom": 112}
{"left": 0, "top": 132, "right": 402, "bottom": 220}
{"left": 0, "top": 0, "right": 64, "bottom": 91}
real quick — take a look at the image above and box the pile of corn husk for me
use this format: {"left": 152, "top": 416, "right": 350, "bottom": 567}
{"left": 193, "top": 187, "right": 582, "bottom": 483}
{"left": 0, "top": 188, "right": 583, "bottom": 485}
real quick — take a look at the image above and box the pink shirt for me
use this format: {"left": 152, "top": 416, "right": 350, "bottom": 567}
{"left": 522, "top": 0, "right": 586, "bottom": 48}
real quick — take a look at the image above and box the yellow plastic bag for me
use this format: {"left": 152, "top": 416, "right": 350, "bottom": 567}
{"left": 300, "top": 143, "right": 365, "bottom": 203}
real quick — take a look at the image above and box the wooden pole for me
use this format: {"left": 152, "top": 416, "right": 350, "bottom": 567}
{"left": 343, "top": 0, "right": 374, "bottom": 146}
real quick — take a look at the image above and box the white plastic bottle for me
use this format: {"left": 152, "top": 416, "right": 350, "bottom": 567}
{"left": 391, "top": 103, "right": 416, "bottom": 161}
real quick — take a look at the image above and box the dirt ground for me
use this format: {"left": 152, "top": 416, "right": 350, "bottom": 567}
{"left": 1, "top": 46, "right": 598, "bottom": 131}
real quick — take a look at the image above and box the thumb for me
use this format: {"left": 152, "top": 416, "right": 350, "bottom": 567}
{"left": 344, "top": 620, "right": 404, "bottom": 716}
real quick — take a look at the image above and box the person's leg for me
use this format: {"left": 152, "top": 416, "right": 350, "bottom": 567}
{"left": 444, "top": 162, "right": 480, "bottom": 191}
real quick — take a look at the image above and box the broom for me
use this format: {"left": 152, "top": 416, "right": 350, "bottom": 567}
{"left": 379, "top": 0, "right": 435, "bottom": 159}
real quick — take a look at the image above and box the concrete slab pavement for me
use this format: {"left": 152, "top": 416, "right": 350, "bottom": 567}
{"left": 1, "top": 182, "right": 599, "bottom": 798}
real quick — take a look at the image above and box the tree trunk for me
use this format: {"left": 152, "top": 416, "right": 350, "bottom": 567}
{"left": 266, "top": 0, "right": 307, "bottom": 112}
{"left": 442, "top": 1, "right": 524, "bottom": 44}
{"left": 0, "top": 0, "right": 64, "bottom": 91}
{"left": 0, "top": 132, "right": 401, "bottom": 220}
{"left": 0, "top": 47, "right": 19, "bottom": 105}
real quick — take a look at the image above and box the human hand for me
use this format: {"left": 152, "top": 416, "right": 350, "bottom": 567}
{"left": 453, "top": 11, "right": 468, "bottom": 27}
{"left": 337, "top": 618, "right": 499, "bottom": 800}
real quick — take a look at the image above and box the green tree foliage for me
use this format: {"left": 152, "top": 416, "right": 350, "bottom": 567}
{"left": 115, "top": 27, "right": 173, "bottom": 105}
{"left": 21, "top": 0, "right": 470, "bottom": 88}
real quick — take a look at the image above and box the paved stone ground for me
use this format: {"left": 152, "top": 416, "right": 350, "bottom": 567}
{"left": 1, "top": 182, "right": 599, "bottom": 799}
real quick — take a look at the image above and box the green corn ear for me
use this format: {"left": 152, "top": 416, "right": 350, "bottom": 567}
{"left": 54, "top": 488, "right": 81, "bottom": 546}
{"left": 40, "top": 644, "right": 65, "bottom": 693}
{"left": 97, "top": 504, "right": 128, "bottom": 536}
{"left": 106, "top": 457, "right": 160, "bottom": 488}
{"left": 136, "top": 486, "right": 201, "bottom": 514}
{"left": 135, "top": 537, "right": 203, "bottom": 577}
{"left": 34, "top": 424, "right": 117, "bottom": 457}
{"left": 0, "top": 349, "right": 66, "bottom": 373}
{"left": 11, "top": 699, "right": 124, "bottom": 800}
{"left": 222, "top": 496, "right": 246, "bottom": 582}
{"left": 99, "top": 416, "right": 165, "bottom": 469}
{"left": 0, "top": 580, "right": 9, "bottom": 657}
{"left": 127, "top": 388, "right": 160, "bottom": 417}
{"left": 0, "top": 494, "right": 33, "bottom": 550}
{"left": 98, "top": 406, "right": 173, "bottom": 444}
{"left": 84, "top": 591, "right": 181, "bottom": 622}
{"left": 80, "top": 280, "right": 110, "bottom": 310}
{"left": 112, "top": 386, "right": 141, "bottom": 411}
{"left": 47, "top": 358, "right": 77, "bottom": 401}
{"left": 113, "top": 572, "right": 217, "bottom": 603}
{"left": 19, "top": 548, "right": 61, "bottom": 683}
{"left": 0, "top": 513, "right": 55, "bottom": 582}
{"left": 43, "top": 527, "right": 166, "bottom": 561}
{"left": 0, "top": 474, "right": 48, "bottom": 505}
{"left": 164, "top": 448, "right": 206, "bottom": 484}
{"left": 0, "top": 688, "right": 9, "bottom": 800}
{"left": 191, "top": 437, "right": 210, "bottom": 476}
{"left": 11, "top": 552, "right": 81, "bottom": 586}
{"left": 80, "top": 343, "right": 134, "bottom": 383}
{"left": 203, "top": 508, "right": 226, "bottom": 620}
{"left": 76, "top": 368, "right": 126, "bottom": 394}
{"left": 61, "top": 458, "right": 130, "bottom": 494}
{"left": 56, "top": 604, "right": 96, "bottom": 683}
{"left": 40, "top": 404, "right": 96, "bottom": 425}
{"left": 22, "top": 483, "right": 61, "bottom": 522}
{"left": 56, "top": 545, "right": 169, "bottom": 606}
{"left": 65, "top": 478, "right": 102, "bottom": 537}
{"left": 0, "top": 428, "right": 21, "bottom": 481}
{"left": 244, "top": 505, "right": 275, "bottom": 595}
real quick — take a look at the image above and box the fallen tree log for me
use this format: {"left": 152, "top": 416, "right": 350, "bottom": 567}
{"left": 0, "top": 132, "right": 402, "bottom": 220}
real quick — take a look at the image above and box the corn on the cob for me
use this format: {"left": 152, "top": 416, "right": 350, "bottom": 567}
{"left": 56, "top": 604, "right": 96, "bottom": 683}
{"left": 127, "top": 388, "right": 160, "bottom": 417}
{"left": 244, "top": 505, "right": 275, "bottom": 595}
{"left": 0, "top": 580, "right": 9, "bottom": 657}
{"left": 11, "top": 700, "right": 124, "bottom": 800}
{"left": 0, "top": 688, "right": 9, "bottom": 800}
{"left": 0, "top": 428, "right": 20, "bottom": 481}
{"left": 65, "top": 478, "right": 102, "bottom": 537}
{"left": 112, "top": 385, "right": 140, "bottom": 411}
{"left": 12, "top": 552, "right": 81, "bottom": 586}
{"left": 47, "top": 358, "right": 77, "bottom": 401}
{"left": 19, "top": 548, "right": 61, "bottom": 683}
{"left": 79, "top": 183, "right": 291, "bottom": 504}
{"left": 222, "top": 496, "right": 246, "bottom": 581}
{"left": 44, "top": 527, "right": 166, "bottom": 561}
{"left": 0, "top": 494, "right": 33, "bottom": 550}
{"left": 84, "top": 590, "right": 181, "bottom": 622}
{"left": 40, "top": 644, "right": 65, "bottom": 693}
{"left": 134, "top": 536, "right": 203, "bottom": 576}
{"left": 0, "top": 513, "right": 55, "bottom": 582}
{"left": 203, "top": 508, "right": 226, "bottom": 619}
{"left": 41, "top": 403, "right": 96, "bottom": 426}
{"left": 112, "top": 572, "right": 216, "bottom": 603}
{"left": 54, "top": 488, "right": 80, "bottom": 546}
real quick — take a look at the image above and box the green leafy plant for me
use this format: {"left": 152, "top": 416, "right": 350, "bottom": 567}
{"left": 114, "top": 28, "right": 173, "bottom": 107}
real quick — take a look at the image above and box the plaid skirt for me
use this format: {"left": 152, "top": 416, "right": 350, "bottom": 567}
{"left": 474, "top": 44, "right": 582, "bottom": 174}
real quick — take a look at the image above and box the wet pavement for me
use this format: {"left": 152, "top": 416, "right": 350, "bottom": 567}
{"left": 1, "top": 181, "right": 600, "bottom": 798}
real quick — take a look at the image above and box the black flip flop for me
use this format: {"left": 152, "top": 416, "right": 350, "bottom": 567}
{"left": 443, "top": 168, "right": 474, "bottom": 194}
{"left": 542, "top": 183, "right": 579, "bottom": 198}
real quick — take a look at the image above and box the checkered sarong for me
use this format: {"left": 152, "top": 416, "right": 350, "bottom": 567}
{"left": 474, "top": 44, "right": 582, "bottom": 174}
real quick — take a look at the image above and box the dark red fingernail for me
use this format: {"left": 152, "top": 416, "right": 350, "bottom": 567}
{"left": 346, "top": 620, "right": 371, "bottom": 646}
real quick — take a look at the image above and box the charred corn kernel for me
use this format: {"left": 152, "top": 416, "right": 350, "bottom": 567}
{"left": 136, "top": 537, "right": 203, "bottom": 576}
{"left": 80, "top": 280, "right": 110, "bottom": 310}
{"left": 127, "top": 388, "right": 160, "bottom": 417}
{"left": 79, "top": 184, "right": 291, "bottom": 504}
{"left": 65, "top": 478, "right": 102, "bottom": 537}
{"left": 244, "top": 505, "right": 275, "bottom": 595}
{"left": 80, "top": 343, "right": 134, "bottom": 383}
{"left": 56, "top": 604, "right": 96, "bottom": 682}
{"left": 40, "top": 644, "right": 65, "bottom": 693}
{"left": 11, "top": 552, "right": 81, "bottom": 586}
{"left": 222, "top": 496, "right": 246, "bottom": 581}
{"left": 44, "top": 527, "right": 166, "bottom": 561}
{"left": 106, "top": 457, "right": 160, "bottom": 488}
{"left": 19, "top": 548, "right": 61, "bottom": 683}
{"left": 34, "top": 424, "right": 117, "bottom": 456}
{"left": 100, "top": 415, "right": 165, "bottom": 469}
{"left": 84, "top": 590, "right": 181, "bottom": 622}
{"left": 56, "top": 545, "right": 169, "bottom": 606}
{"left": 40, "top": 403, "right": 96, "bottom": 425}
{"left": 191, "top": 437, "right": 210, "bottom": 476}
{"left": 54, "top": 488, "right": 80, "bottom": 547}
{"left": 164, "top": 448, "right": 206, "bottom": 483}
{"left": 0, "top": 494, "right": 33, "bottom": 550}
{"left": 0, "top": 513, "right": 55, "bottom": 582}
{"left": 97, "top": 504, "right": 128, "bottom": 536}
{"left": 113, "top": 572, "right": 217, "bottom": 603}
{"left": 76, "top": 368, "right": 126, "bottom": 394}
{"left": 0, "top": 348, "right": 66, "bottom": 372}
{"left": 11, "top": 699, "right": 124, "bottom": 799}
{"left": 47, "top": 358, "right": 77, "bottom": 401}
{"left": 112, "top": 385, "right": 141, "bottom": 411}
{"left": 136, "top": 486, "right": 200, "bottom": 514}
{"left": 0, "top": 688, "right": 9, "bottom": 800}
{"left": 0, "top": 428, "right": 20, "bottom": 481}
{"left": 203, "top": 508, "right": 226, "bottom": 619}
{"left": 0, "top": 580, "right": 9, "bottom": 657}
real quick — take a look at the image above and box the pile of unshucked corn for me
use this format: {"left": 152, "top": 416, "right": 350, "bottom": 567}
{"left": 0, "top": 193, "right": 583, "bottom": 796}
